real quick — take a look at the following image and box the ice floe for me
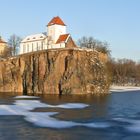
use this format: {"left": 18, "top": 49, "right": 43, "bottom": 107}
{"left": 14, "top": 96, "right": 39, "bottom": 99}
{"left": 113, "top": 117, "right": 140, "bottom": 133}
{"left": 0, "top": 99, "right": 110, "bottom": 129}
{"left": 25, "top": 112, "right": 110, "bottom": 128}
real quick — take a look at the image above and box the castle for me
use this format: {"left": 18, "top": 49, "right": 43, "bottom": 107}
{"left": 19, "top": 16, "right": 77, "bottom": 54}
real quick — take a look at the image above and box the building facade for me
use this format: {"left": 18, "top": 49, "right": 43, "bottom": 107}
{"left": 0, "top": 36, "right": 7, "bottom": 56}
{"left": 19, "top": 16, "right": 77, "bottom": 54}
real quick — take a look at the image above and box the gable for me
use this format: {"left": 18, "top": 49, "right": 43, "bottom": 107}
{"left": 65, "top": 37, "right": 77, "bottom": 48}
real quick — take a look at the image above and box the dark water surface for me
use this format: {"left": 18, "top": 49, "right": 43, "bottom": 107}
{"left": 0, "top": 91, "right": 140, "bottom": 140}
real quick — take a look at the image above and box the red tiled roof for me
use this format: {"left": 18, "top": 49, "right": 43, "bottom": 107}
{"left": 56, "top": 34, "right": 70, "bottom": 44}
{"left": 47, "top": 16, "right": 66, "bottom": 26}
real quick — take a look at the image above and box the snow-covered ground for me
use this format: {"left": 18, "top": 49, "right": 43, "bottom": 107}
{"left": 110, "top": 86, "right": 140, "bottom": 92}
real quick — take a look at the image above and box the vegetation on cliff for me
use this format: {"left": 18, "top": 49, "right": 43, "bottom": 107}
{"left": 77, "top": 36, "right": 140, "bottom": 87}
{"left": 77, "top": 36, "right": 111, "bottom": 56}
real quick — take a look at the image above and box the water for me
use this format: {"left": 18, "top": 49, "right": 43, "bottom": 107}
{"left": 0, "top": 91, "right": 140, "bottom": 140}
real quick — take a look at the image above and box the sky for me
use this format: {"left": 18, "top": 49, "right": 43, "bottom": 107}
{"left": 0, "top": 0, "right": 140, "bottom": 61}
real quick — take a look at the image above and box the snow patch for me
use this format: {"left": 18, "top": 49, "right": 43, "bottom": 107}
{"left": 110, "top": 86, "right": 140, "bottom": 92}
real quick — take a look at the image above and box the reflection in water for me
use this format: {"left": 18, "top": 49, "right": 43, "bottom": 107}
{"left": 39, "top": 94, "right": 110, "bottom": 120}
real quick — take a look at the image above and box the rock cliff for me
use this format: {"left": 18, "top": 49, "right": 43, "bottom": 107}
{"left": 0, "top": 49, "right": 109, "bottom": 95}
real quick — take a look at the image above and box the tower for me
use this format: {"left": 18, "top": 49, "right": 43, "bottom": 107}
{"left": 47, "top": 16, "right": 66, "bottom": 43}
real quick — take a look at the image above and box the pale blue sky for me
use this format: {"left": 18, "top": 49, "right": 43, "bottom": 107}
{"left": 0, "top": 0, "right": 140, "bottom": 61}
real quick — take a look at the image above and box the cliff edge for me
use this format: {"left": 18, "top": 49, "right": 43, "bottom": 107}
{"left": 0, "top": 48, "right": 109, "bottom": 95}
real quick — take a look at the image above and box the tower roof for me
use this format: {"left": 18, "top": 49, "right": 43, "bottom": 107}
{"left": 47, "top": 16, "right": 66, "bottom": 26}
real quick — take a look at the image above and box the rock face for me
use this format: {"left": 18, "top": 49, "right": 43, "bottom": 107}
{"left": 0, "top": 49, "right": 109, "bottom": 95}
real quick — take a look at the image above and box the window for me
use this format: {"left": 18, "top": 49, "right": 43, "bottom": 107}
{"left": 32, "top": 43, "right": 33, "bottom": 51}
{"left": 23, "top": 44, "right": 25, "bottom": 53}
{"left": 41, "top": 42, "right": 43, "bottom": 50}
{"left": 36, "top": 42, "right": 38, "bottom": 50}
{"left": 27, "top": 44, "right": 29, "bottom": 52}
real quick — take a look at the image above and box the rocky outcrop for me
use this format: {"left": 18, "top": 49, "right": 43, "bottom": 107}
{"left": 0, "top": 48, "right": 109, "bottom": 95}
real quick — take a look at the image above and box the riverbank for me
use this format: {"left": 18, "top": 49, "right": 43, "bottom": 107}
{"left": 110, "top": 85, "right": 140, "bottom": 92}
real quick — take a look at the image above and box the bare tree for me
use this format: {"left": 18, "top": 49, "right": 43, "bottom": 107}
{"left": 108, "top": 58, "right": 140, "bottom": 86}
{"left": 8, "top": 34, "right": 22, "bottom": 56}
{"left": 77, "top": 36, "right": 111, "bottom": 56}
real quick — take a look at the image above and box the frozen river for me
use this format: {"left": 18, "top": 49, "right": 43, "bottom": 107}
{"left": 0, "top": 91, "right": 140, "bottom": 140}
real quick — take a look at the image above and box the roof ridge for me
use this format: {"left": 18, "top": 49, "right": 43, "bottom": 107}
{"left": 47, "top": 16, "right": 66, "bottom": 26}
{"left": 56, "top": 34, "right": 70, "bottom": 44}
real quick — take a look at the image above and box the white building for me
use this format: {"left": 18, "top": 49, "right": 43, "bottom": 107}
{"left": 19, "top": 16, "right": 77, "bottom": 54}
